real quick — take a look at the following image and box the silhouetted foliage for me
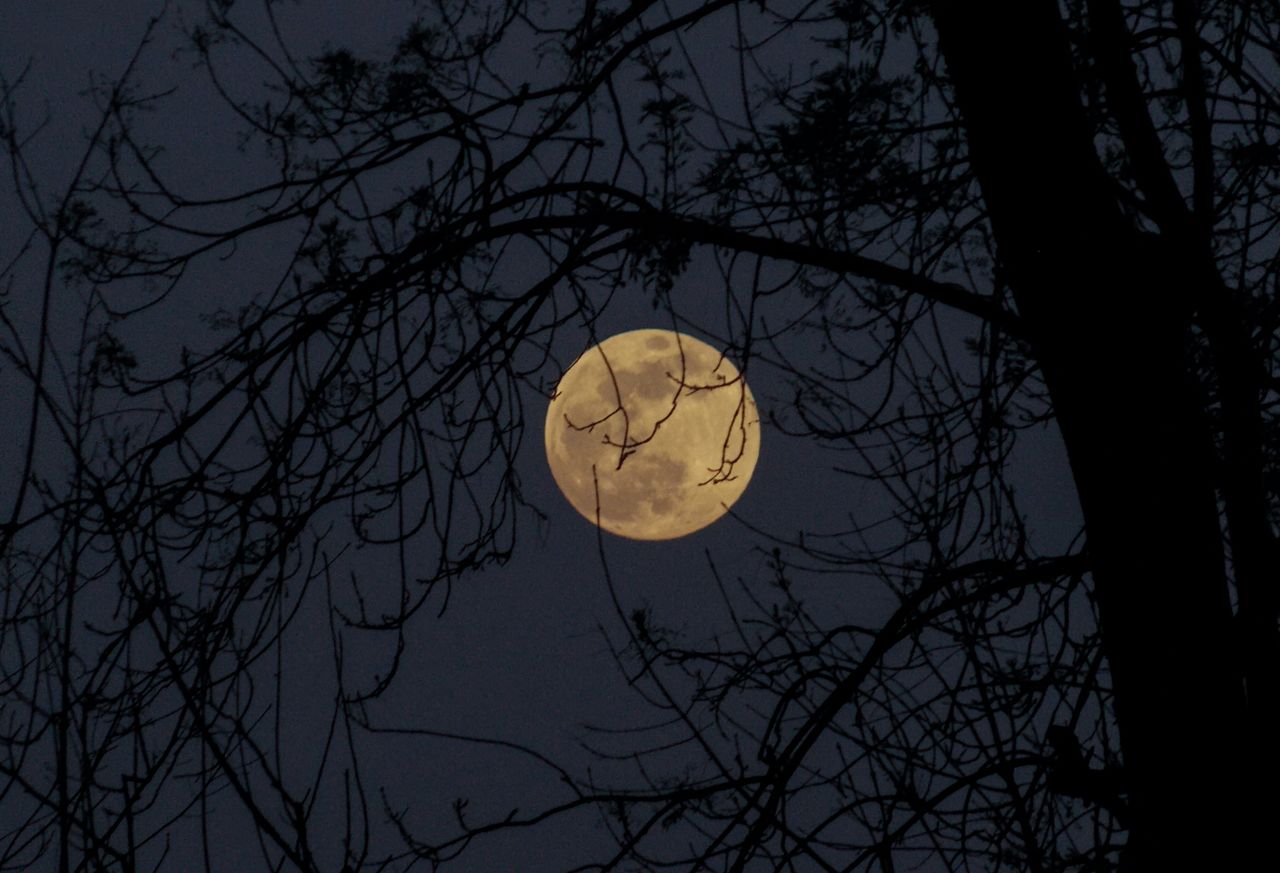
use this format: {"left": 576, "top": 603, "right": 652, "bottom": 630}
{"left": 1, "top": 1, "right": 1276, "bottom": 871}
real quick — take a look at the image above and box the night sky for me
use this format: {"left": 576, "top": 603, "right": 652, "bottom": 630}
{"left": 0, "top": 2, "right": 1087, "bottom": 870}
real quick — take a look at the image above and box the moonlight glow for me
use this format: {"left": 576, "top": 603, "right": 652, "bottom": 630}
{"left": 544, "top": 329, "right": 760, "bottom": 540}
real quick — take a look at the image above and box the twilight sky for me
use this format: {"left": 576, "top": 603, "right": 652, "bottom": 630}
{"left": 0, "top": 3, "right": 1083, "bottom": 870}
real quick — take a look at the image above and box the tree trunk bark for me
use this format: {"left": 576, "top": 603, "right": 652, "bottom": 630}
{"left": 928, "top": 2, "right": 1255, "bottom": 868}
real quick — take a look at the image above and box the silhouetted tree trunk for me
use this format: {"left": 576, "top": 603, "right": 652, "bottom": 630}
{"left": 930, "top": 1, "right": 1273, "bottom": 867}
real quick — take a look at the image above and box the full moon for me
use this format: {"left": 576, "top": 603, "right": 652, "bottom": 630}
{"left": 544, "top": 329, "right": 760, "bottom": 540}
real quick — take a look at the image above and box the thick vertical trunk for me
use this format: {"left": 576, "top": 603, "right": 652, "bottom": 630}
{"left": 928, "top": 1, "right": 1255, "bottom": 868}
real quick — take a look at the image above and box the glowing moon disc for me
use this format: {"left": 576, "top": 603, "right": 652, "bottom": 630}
{"left": 544, "top": 329, "right": 760, "bottom": 540}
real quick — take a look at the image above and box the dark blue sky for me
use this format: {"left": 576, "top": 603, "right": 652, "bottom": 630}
{"left": 0, "top": 3, "right": 1084, "bottom": 870}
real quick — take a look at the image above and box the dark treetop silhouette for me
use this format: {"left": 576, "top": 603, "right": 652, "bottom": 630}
{"left": 0, "top": 1, "right": 1276, "bottom": 871}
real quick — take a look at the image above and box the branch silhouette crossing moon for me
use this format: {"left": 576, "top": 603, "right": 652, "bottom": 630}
{"left": 544, "top": 329, "right": 760, "bottom": 540}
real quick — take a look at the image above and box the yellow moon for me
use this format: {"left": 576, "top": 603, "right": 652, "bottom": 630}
{"left": 544, "top": 329, "right": 760, "bottom": 540}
